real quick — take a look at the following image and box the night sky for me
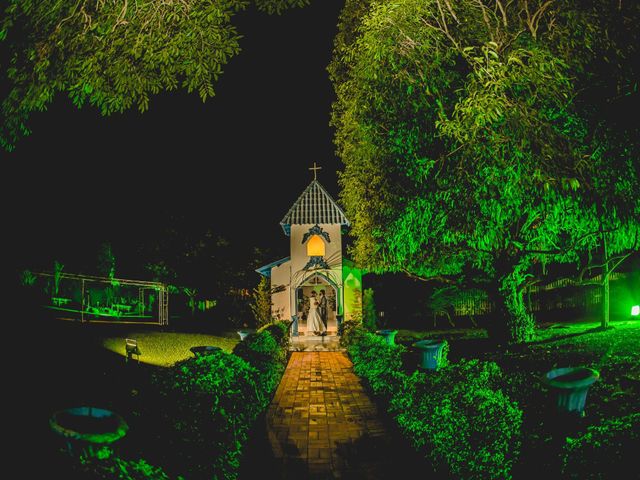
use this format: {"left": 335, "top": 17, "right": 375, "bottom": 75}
{"left": 7, "top": 1, "right": 346, "bottom": 275}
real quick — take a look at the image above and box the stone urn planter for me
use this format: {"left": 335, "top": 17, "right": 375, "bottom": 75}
{"left": 413, "top": 339, "right": 446, "bottom": 370}
{"left": 376, "top": 329, "right": 398, "bottom": 346}
{"left": 190, "top": 346, "right": 222, "bottom": 357}
{"left": 50, "top": 406, "right": 128, "bottom": 456}
{"left": 543, "top": 367, "right": 600, "bottom": 416}
{"left": 237, "top": 329, "right": 253, "bottom": 341}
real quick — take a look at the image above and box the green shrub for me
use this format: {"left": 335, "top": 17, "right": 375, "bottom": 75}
{"left": 434, "top": 339, "right": 450, "bottom": 369}
{"left": 76, "top": 448, "right": 175, "bottom": 480}
{"left": 339, "top": 319, "right": 367, "bottom": 347}
{"left": 250, "top": 276, "right": 273, "bottom": 328}
{"left": 561, "top": 413, "right": 640, "bottom": 479}
{"left": 389, "top": 360, "right": 522, "bottom": 479}
{"left": 362, "top": 287, "right": 377, "bottom": 331}
{"left": 237, "top": 321, "right": 290, "bottom": 397}
{"left": 233, "top": 327, "right": 287, "bottom": 397}
{"left": 348, "top": 332, "right": 406, "bottom": 399}
{"left": 257, "top": 321, "right": 291, "bottom": 351}
{"left": 148, "top": 323, "right": 290, "bottom": 479}
{"left": 346, "top": 333, "right": 521, "bottom": 480}
{"left": 154, "top": 350, "right": 262, "bottom": 479}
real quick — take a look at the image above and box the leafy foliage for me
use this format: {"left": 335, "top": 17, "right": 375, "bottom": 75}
{"left": 140, "top": 221, "right": 271, "bottom": 325}
{"left": 152, "top": 321, "right": 289, "bottom": 479}
{"left": 331, "top": 0, "right": 640, "bottom": 342}
{"left": 346, "top": 330, "right": 522, "bottom": 479}
{"left": 153, "top": 351, "right": 262, "bottom": 478}
{"left": 347, "top": 332, "right": 405, "bottom": 398}
{"left": 233, "top": 326, "right": 287, "bottom": 395}
{"left": 52, "top": 259, "right": 64, "bottom": 296}
{"left": 254, "top": 0, "right": 310, "bottom": 15}
{"left": 338, "top": 319, "right": 367, "bottom": 347}
{"left": 390, "top": 360, "right": 522, "bottom": 479}
{"left": 561, "top": 413, "right": 640, "bottom": 479}
{"left": 0, "top": 0, "right": 310, "bottom": 150}
{"left": 430, "top": 338, "right": 449, "bottom": 369}
{"left": 75, "top": 447, "right": 175, "bottom": 480}
{"left": 362, "top": 287, "right": 377, "bottom": 330}
{"left": 257, "top": 320, "right": 291, "bottom": 350}
{"left": 20, "top": 269, "right": 36, "bottom": 286}
{"left": 250, "top": 276, "right": 273, "bottom": 328}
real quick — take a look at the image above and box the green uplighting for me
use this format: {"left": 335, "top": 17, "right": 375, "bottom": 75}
{"left": 632, "top": 305, "right": 640, "bottom": 317}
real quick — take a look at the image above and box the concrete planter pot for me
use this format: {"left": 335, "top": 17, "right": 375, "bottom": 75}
{"left": 190, "top": 346, "right": 222, "bottom": 357}
{"left": 543, "top": 367, "right": 600, "bottom": 416}
{"left": 376, "top": 329, "right": 398, "bottom": 346}
{"left": 413, "top": 339, "right": 446, "bottom": 370}
{"left": 50, "top": 406, "right": 128, "bottom": 457}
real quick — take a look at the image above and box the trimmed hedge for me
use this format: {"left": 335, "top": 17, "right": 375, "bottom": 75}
{"left": 348, "top": 334, "right": 522, "bottom": 479}
{"left": 390, "top": 360, "right": 522, "bottom": 479}
{"left": 561, "top": 413, "right": 640, "bottom": 478}
{"left": 74, "top": 447, "right": 175, "bottom": 480}
{"left": 347, "top": 332, "right": 405, "bottom": 399}
{"left": 153, "top": 350, "right": 263, "bottom": 479}
{"left": 233, "top": 322, "right": 289, "bottom": 396}
{"left": 148, "top": 321, "right": 290, "bottom": 479}
{"left": 338, "top": 319, "right": 367, "bottom": 347}
{"left": 257, "top": 321, "right": 291, "bottom": 350}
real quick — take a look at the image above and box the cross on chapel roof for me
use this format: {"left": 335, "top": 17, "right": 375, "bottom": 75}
{"left": 309, "top": 162, "right": 322, "bottom": 181}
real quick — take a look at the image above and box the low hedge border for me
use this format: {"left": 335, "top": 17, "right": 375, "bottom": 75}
{"left": 76, "top": 321, "right": 290, "bottom": 480}
{"left": 345, "top": 322, "right": 523, "bottom": 480}
{"left": 561, "top": 412, "right": 640, "bottom": 478}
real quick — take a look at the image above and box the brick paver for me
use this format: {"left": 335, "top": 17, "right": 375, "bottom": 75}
{"left": 266, "top": 352, "right": 390, "bottom": 478}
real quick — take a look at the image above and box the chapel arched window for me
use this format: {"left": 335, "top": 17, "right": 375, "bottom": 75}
{"left": 307, "top": 235, "right": 325, "bottom": 257}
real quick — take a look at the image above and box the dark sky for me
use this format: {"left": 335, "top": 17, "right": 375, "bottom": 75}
{"left": 7, "top": 1, "right": 346, "bottom": 274}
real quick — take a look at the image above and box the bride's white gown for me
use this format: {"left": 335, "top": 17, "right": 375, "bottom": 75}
{"left": 307, "top": 299, "right": 326, "bottom": 334}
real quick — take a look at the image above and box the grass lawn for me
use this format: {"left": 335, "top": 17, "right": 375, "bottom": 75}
{"left": 102, "top": 330, "right": 240, "bottom": 366}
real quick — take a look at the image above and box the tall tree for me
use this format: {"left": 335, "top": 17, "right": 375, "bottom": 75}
{"left": 250, "top": 276, "right": 272, "bottom": 327}
{"left": 331, "top": 0, "right": 640, "bottom": 342}
{"left": 137, "top": 214, "right": 270, "bottom": 323}
{"left": 0, "top": 0, "right": 309, "bottom": 150}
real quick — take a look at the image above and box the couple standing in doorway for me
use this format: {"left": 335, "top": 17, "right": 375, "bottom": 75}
{"left": 308, "top": 290, "right": 327, "bottom": 335}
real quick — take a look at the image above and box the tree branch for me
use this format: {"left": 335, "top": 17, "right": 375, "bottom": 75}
{"left": 401, "top": 268, "right": 458, "bottom": 285}
{"left": 607, "top": 252, "right": 632, "bottom": 278}
{"left": 522, "top": 226, "right": 622, "bottom": 256}
{"left": 495, "top": 0, "right": 508, "bottom": 26}
{"left": 522, "top": 0, "right": 555, "bottom": 39}
{"left": 475, "top": 0, "right": 495, "bottom": 42}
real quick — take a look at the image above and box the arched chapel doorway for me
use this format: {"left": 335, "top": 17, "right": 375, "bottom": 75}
{"left": 294, "top": 273, "right": 338, "bottom": 335}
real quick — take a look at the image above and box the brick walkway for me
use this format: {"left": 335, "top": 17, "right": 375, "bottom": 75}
{"left": 266, "top": 352, "right": 392, "bottom": 479}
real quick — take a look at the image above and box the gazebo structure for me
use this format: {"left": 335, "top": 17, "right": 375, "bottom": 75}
{"left": 35, "top": 271, "right": 169, "bottom": 325}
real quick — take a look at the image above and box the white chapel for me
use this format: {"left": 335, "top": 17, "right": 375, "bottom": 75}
{"left": 256, "top": 166, "right": 363, "bottom": 335}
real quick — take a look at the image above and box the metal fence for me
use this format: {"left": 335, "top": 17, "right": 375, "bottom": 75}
{"left": 449, "top": 272, "right": 629, "bottom": 317}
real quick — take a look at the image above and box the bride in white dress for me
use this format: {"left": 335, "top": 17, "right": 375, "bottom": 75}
{"left": 307, "top": 292, "right": 327, "bottom": 335}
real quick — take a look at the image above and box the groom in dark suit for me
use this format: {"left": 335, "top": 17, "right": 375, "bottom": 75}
{"left": 319, "top": 290, "right": 328, "bottom": 330}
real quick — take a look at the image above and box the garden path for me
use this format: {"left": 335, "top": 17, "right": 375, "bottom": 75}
{"left": 265, "top": 352, "right": 394, "bottom": 479}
